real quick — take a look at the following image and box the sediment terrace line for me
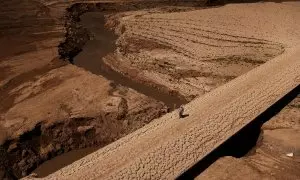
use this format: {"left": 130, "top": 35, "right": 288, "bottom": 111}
{"left": 29, "top": 46, "right": 300, "bottom": 179}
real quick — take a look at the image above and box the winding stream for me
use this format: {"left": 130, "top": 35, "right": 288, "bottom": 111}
{"left": 33, "top": 12, "right": 187, "bottom": 177}
{"left": 74, "top": 12, "right": 187, "bottom": 108}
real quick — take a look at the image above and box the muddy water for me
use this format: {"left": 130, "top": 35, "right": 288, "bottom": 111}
{"left": 74, "top": 12, "right": 187, "bottom": 108}
{"left": 33, "top": 12, "right": 187, "bottom": 178}
{"left": 33, "top": 147, "right": 98, "bottom": 177}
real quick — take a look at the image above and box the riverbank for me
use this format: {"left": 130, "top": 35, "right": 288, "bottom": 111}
{"left": 1, "top": 1, "right": 300, "bottom": 179}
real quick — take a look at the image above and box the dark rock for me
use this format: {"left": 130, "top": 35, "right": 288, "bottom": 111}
{"left": 77, "top": 126, "right": 94, "bottom": 134}
{"left": 22, "top": 150, "right": 28, "bottom": 158}
{"left": 7, "top": 143, "right": 17, "bottom": 153}
{"left": 18, "top": 160, "right": 26, "bottom": 168}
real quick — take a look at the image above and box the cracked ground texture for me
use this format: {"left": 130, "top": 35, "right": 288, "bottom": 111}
{"left": 0, "top": 0, "right": 299, "bottom": 179}
{"left": 0, "top": 0, "right": 171, "bottom": 178}
{"left": 198, "top": 93, "right": 300, "bottom": 180}
{"left": 31, "top": 46, "right": 300, "bottom": 180}
{"left": 106, "top": 1, "right": 299, "bottom": 100}
{"left": 29, "top": 2, "right": 300, "bottom": 180}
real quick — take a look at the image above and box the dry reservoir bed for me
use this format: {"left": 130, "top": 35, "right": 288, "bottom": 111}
{"left": 0, "top": 0, "right": 299, "bottom": 179}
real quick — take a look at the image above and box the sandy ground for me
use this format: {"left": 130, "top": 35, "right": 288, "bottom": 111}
{"left": 23, "top": 2, "right": 300, "bottom": 179}
{"left": 0, "top": 0, "right": 300, "bottom": 179}
{"left": 198, "top": 95, "right": 300, "bottom": 180}
{"left": 195, "top": 3, "right": 300, "bottom": 179}
{"left": 34, "top": 45, "right": 300, "bottom": 179}
{"left": 0, "top": 0, "right": 168, "bottom": 178}
{"left": 105, "top": 1, "right": 300, "bottom": 100}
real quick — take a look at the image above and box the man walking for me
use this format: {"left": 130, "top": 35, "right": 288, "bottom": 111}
{"left": 179, "top": 105, "right": 184, "bottom": 118}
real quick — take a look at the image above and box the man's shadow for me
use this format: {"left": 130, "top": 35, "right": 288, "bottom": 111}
{"left": 181, "top": 114, "right": 189, "bottom": 118}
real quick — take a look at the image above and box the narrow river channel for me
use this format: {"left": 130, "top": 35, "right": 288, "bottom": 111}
{"left": 33, "top": 12, "right": 187, "bottom": 177}
{"left": 73, "top": 12, "right": 187, "bottom": 108}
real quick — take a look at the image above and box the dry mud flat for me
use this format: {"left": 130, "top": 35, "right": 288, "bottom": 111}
{"left": 30, "top": 45, "right": 300, "bottom": 179}
{"left": 0, "top": 0, "right": 216, "bottom": 178}
{"left": 29, "top": 1, "right": 300, "bottom": 179}
{"left": 198, "top": 94, "right": 300, "bottom": 180}
{"left": 0, "top": 0, "right": 300, "bottom": 180}
{"left": 0, "top": 0, "right": 187, "bottom": 178}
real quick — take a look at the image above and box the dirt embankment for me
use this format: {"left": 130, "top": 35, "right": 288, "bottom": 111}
{"left": 58, "top": 1, "right": 207, "bottom": 61}
{"left": 197, "top": 93, "right": 300, "bottom": 180}
{"left": 0, "top": 1, "right": 209, "bottom": 179}
{"left": 103, "top": 3, "right": 285, "bottom": 101}
{"left": 25, "top": 2, "right": 299, "bottom": 179}
{"left": 36, "top": 46, "right": 300, "bottom": 180}
{"left": 0, "top": 1, "right": 189, "bottom": 179}
{"left": 57, "top": 2, "right": 204, "bottom": 104}
{"left": 1, "top": 1, "right": 299, "bottom": 179}
{"left": 1, "top": 96, "right": 165, "bottom": 179}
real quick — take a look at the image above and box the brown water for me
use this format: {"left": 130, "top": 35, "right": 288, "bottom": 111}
{"left": 33, "top": 147, "right": 98, "bottom": 177}
{"left": 33, "top": 12, "right": 187, "bottom": 178}
{"left": 74, "top": 12, "right": 187, "bottom": 108}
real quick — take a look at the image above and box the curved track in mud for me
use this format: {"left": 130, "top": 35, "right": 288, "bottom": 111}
{"left": 73, "top": 12, "right": 187, "bottom": 108}
{"left": 0, "top": 2, "right": 203, "bottom": 179}
{"left": 1, "top": 1, "right": 300, "bottom": 179}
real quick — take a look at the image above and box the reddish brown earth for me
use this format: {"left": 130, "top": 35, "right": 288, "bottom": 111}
{"left": 198, "top": 95, "right": 300, "bottom": 180}
{"left": 0, "top": 1, "right": 176, "bottom": 178}
{"left": 29, "top": 47, "right": 300, "bottom": 179}
{"left": 0, "top": 0, "right": 299, "bottom": 179}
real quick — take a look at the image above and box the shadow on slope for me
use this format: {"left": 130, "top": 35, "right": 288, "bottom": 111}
{"left": 177, "top": 84, "right": 300, "bottom": 179}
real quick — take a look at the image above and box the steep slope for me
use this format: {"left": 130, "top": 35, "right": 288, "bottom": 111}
{"left": 26, "top": 2, "right": 300, "bottom": 179}
{"left": 35, "top": 46, "right": 299, "bottom": 179}
{"left": 105, "top": 2, "right": 300, "bottom": 100}
{"left": 1, "top": 1, "right": 299, "bottom": 179}
{"left": 197, "top": 95, "right": 300, "bottom": 180}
